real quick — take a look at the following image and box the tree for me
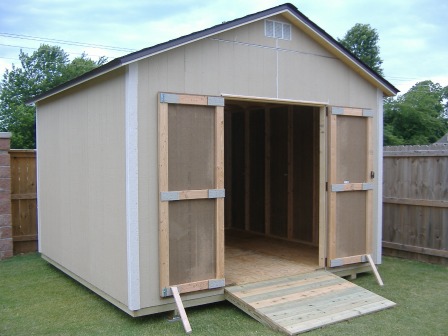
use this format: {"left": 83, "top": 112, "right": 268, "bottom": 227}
{"left": 0, "top": 45, "right": 107, "bottom": 148}
{"left": 384, "top": 80, "right": 448, "bottom": 145}
{"left": 338, "top": 23, "right": 384, "bottom": 75}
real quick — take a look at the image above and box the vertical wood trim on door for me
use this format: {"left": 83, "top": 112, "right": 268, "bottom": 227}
{"left": 224, "top": 111, "right": 232, "bottom": 229}
{"left": 318, "top": 106, "right": 327, "bottom": 267}
{"left": 365, "top": 114, "right": 373, "bottom": 254}
{"left": 327, "top": 112, "right": 338, "bottom": 264}
{"left": 158, "top": 100, "right": 170, "bottom": 294}
{"left": 215, "top": 105, "right": 225, "bottom": 279}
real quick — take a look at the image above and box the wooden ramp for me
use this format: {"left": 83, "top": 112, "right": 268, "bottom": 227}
{"left": 225, "top": 270, "right": 395, "bottom": 335}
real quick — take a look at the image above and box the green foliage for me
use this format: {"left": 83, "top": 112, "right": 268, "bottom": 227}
{"left": 384, "top": 80, "right": 448, "bottom": 145}
{"left": 338, "top": 23, "right": 384, "bottom": 75}
{"left": 0, "top": 45, "right": 107, "bottom": 149}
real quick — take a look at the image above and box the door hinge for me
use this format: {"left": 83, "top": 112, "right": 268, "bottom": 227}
{"left": 326, "top": 182, "right": 328, "bottom": 191}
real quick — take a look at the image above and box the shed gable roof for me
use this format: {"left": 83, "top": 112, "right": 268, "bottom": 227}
{"left": 29, "top": 3, "right": 398, "bottom": 104}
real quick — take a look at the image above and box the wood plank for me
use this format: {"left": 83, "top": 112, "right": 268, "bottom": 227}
{"left": 251, "top": 281, "right": 355, "bottom": 310}
{"left": 13, "top": 234, "right": 38, "bottom": 242}
{"left": 366, "top": 116, "right": 373, "bottom": 255}
{"left": 384, "top": 150, "right": 448, "bottom": 157}
{"left": 178, "top": 189, "right": 208, "bottom": 200}
{"left": 280, "top": 293, "right": 386, "bottom": 327}
{"left": 158, "top": 101, "right": 170, "bottom": 294}
{"left": 215, "top": 105, "right": 225, "bottom": 280}
{"left": 286, "top": 300, "right": 394, "bottom": 334}
{"left": 168, "top": 93, "right": 208, "bottom": 106}
{"left": 176, "top": 280, "right": 209, "bottom": 294}
{"left": 331, "top": 183, "right": 365, "bottom": 191}
{"left": 327, "top": 113, "right": 337, "bottom": 264}
{"left": 11, "top": 193, "right": 37, "bottom": 200}
{"left": 382, "top": 241, "right": 448, "bottom": 258}
{"left": 318, "top": 107, "right": 326, "bottom": 267}
{"left": 225, "top": 231, "right": 318, "bottom": 286}
{"left": 312, "top": 108, "right": 319, "bottom": 246}
{"left": 231, "top": 273, "right": 340, "bottom": 299}
{"left": 383, "top": 197, "right": 448, "bottom": 208}
{"left": 330, "top": 254, "right": 367, "bottom": 266}
{"left": 261, "top": 286, "right": 373, "bottom": 317}
{"left": 171, "top": 286, "right": 192, "bottom": 334}
{"left": 225, "top": 269, "right": 395, "bottom": 335}
{"left": 366, "top": 254, "right": 384, "bottom": 286}
{"left": 332, "top": 107, "right": 364, "bottom": 117}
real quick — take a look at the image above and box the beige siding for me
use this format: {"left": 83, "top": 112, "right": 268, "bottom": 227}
{"left": 37, "top": 69, "right": 128, "bottom": 305}
{"left": 137, "top": 15, "right": 381, "bottom": 308}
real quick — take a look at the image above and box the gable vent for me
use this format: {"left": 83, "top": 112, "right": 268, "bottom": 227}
{"left": 265, "top": 20, "right": 291, "bottom": 40}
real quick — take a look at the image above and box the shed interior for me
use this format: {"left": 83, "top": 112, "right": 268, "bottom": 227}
{"left": 224, "top": 101, "right": 321, "bottom": 285}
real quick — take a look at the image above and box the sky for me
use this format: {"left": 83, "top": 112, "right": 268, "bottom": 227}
{"left": 1, "top": 0, "right": 447, "bottom": 94}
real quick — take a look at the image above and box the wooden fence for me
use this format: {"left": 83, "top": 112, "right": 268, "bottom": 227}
{"left": 383, "top": 145, "right": 448, "bottom": 265}
{"left": 10, "top": 150, "right": 37, "bottom": 254}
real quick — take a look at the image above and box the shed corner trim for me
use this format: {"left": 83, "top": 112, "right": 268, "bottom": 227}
{"left": 125, "top": 63, "right": 141, "bottom": 311}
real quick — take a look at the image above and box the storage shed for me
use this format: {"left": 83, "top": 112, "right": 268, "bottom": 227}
{"left": 30, "top": 3, "right": 398, "bottom": 334}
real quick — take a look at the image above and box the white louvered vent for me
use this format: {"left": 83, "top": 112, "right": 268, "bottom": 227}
{"left": 265, "top": 20, "right": 291, "bottom": 40}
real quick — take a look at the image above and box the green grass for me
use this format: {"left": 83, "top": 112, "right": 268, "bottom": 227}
{"left": 1, "top": 254, "right": 447, "bottom": 335}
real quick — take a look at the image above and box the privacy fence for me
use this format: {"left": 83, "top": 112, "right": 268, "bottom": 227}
{"left": 10, "top": 150, "right": 37, "bottom": 254}
{"left": 383, "top": 144, "right": 448, "bottom": 265}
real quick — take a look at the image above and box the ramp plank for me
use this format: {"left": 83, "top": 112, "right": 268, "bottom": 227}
{"left": 225, "top": 270, "right": 395, "bottom": 335}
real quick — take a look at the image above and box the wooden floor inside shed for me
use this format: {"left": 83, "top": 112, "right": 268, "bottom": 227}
{"left": 225, "top": 230, "right": 319, "bottom": 286}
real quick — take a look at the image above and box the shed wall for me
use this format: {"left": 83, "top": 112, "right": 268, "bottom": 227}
{"left": 37, "top": 69, "right": 129, "bottom": 305}
{"left": 137, "top": 15, "right": 381, "bottom": 309}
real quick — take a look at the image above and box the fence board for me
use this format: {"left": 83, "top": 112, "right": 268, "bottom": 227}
{"left": 9, "top": 150, "right": 37, "bottom": 254}
{"left": 383, "top": 145, "right": 448, "bottom": 265}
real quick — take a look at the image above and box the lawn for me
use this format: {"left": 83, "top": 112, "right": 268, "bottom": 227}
{"left": 1, "top": 254, "right": 447, "bottom": 335}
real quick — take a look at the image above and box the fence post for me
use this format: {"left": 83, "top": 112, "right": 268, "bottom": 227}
{"left": 0, "top": 132, "right": 12, "bottom": 260}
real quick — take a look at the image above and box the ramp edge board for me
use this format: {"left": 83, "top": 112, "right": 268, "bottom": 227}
{"left": 225, "top": 270, "right": 395, "bottom": 335}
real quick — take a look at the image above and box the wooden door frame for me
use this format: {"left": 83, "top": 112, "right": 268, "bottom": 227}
{"left": 327, "top": 106, "right": 374, "bottom": 268}
{"left": 158, "top": 92, "right": 225, "bottom": 297}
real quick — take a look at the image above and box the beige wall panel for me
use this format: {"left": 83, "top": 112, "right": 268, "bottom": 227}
{"left": 37, "top": 70, "right": 128, "bottom": 305}
{"left": 185, "top": 39, "right": 220, "bottom": 94}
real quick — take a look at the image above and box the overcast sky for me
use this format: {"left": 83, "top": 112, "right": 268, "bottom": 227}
{"left": 1, "top": 0, "right": 447, "bottom": 94}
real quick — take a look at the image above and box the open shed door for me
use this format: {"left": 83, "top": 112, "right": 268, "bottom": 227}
{"left": 158, "top": 92, "right": 225, "bottom": 297}
{"left": 327, "top": 106, "right": 374, "bottom": 267}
